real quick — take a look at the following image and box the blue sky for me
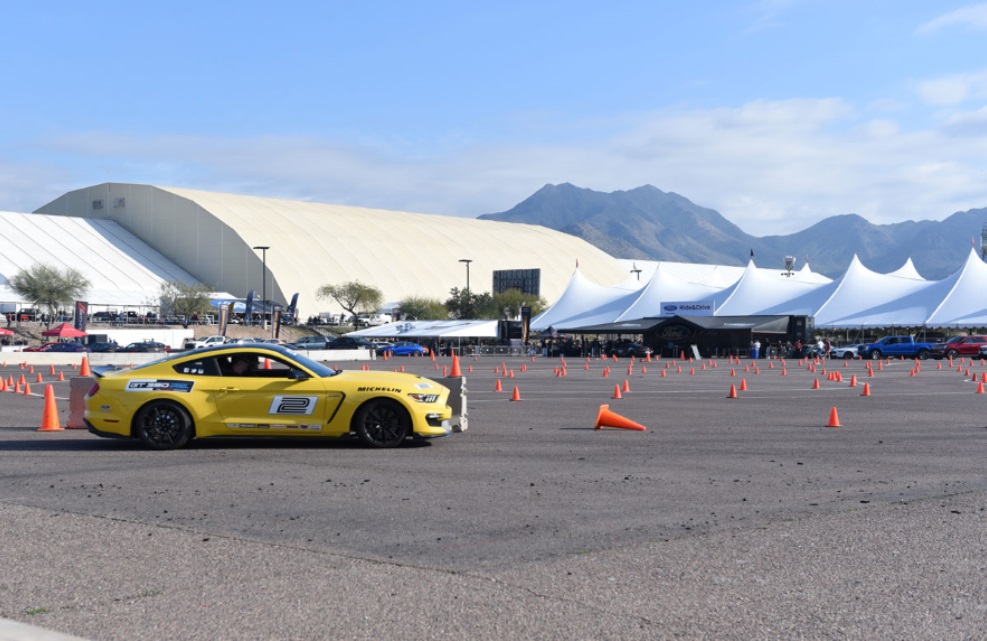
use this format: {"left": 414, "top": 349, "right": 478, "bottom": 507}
{"left": 3, "top": 1, "right": 987, "bottom": 233}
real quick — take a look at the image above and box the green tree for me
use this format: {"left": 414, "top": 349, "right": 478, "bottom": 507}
{"left": 486, "top": 289, "right": 548, "bottom": 320}
{"left": 398, "top": 296, "right": 448, "bottom": 320}
{"left": 158, "top": 281, "right": 215, "bottom": 327}
{"left": 9, "top": 264, "right": 91, "bottom": 327}
{"left": 445, "top": 287, "right": 492, "bottom": 320}
{"left": 316, "top": 281, "right": 383, "bottom": 323}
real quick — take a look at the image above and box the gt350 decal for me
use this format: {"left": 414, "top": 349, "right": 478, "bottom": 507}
{"left": 268, "top": 395, "right": 318, "bottom": 415}
{"left": 125, "top": 379, "right": 194, "bottom": 393}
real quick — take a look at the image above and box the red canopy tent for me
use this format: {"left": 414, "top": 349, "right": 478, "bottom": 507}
{"left": 41, "top": 323, "right": 87, "bottom": 338}
{"left": 0, "top": 328, "right": 13, "bottom": 336}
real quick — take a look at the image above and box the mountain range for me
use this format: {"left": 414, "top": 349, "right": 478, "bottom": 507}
{"left": 478, "top": 183, "right": 987, "bottom": 280}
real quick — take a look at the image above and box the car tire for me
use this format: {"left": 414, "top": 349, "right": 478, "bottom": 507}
{"left": 134, "top": 401, "right": 194, "bottom": 450}
{"left": 353, "top": 399, "right": 411, "bottom": 448}
{"left": 868, "top": 349, "right": 881, "bottom": 360}
{"left": 916, "top": 349, "right": 929, "bottom": 360}
{"left": 946, "top": 349, "right": 959, "bottom": 359}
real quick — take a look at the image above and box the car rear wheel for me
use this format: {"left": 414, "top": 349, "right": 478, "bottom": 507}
{"left": 868, "top": 349, "right": 881, "bottom": 360}
{"left": 354, "top": 399, "right": 411, "bottom": 448}
{"left": 134, "top": 401, "right": 194, "bottom": 450}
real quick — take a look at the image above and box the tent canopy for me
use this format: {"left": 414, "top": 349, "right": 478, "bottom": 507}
{"left": 345, "top": 319, "right": 499, "bottom": 339}
{"left": 41, "top": 323, "right": 87, "bottom": 338}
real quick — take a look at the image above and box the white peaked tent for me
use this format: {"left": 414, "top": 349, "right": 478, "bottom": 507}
{"left": 819, "top": 270, "right": 958, "bottom": 328}
{"left": 712, "top": 260, "right": 831, "bottom": 316}
{"left": 530, "top": 251, "right": 987, "bottom": 332}
{"left": 531, "top": 269, "right": 643, "bottom": 330}
{"left": 925, "top": 249, "right": 987, "bottom": 326}
{"left": 887, "top": 258, "right": 924, "bottom": 279}
{"left": 614, "top": 262, "right": 730, "bottom": 321}
{"left": 812, "top": 256, "right": 929, "bottom": 327}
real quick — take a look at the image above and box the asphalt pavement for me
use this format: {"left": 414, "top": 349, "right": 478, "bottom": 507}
{"left": 1, "top": 354, "right": 986, "bottom": 640}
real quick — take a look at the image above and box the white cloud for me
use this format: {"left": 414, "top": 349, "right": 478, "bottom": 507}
{"left": 914, "top": 69, "right": 987, "bottom": 106}
{"left": 916, "top": 3, "right": 987, "bottom": 34}
{"left": 8, "top": 95, "right": 987, "bottom": 237}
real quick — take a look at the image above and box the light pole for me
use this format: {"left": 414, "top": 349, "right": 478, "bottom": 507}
{"left": 630, "top": 264, "right": 642, "bottom": 281}
{"left": 458, "top": 258, "right": 472, "bottom": 295}
{"left": 253, "top": 245, "right": 270, "bottom": 329}
{"left": 459, "top": 258, "right": 472, "bottom": 319}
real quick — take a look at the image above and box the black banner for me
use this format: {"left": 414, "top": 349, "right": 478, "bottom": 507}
{"left": 272, "top": 305, "right": 283, "bottom": 338}
{"left": 244, "top": 290, "right": 256, "bottom": 326}
{"left": 74, "top": 301, "right": 89, "bottom": 332}
{"left": 521, "top": 305, "right": 531, "bottom": 344}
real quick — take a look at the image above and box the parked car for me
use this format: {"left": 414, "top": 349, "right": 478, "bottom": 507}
{"left": 829, "top": 343, "right": 866, "bottom": 359}
{"left": 183, "top": 335, "right": 228, "bottom": 350}
{"left": 931, "top": 335, "right": 987, "bottom": 360}
{"left": 287, "top": 335, "right": 335, "bottom": 350}
{"left": 45, "top": 342, "right": 91, "bottom": 353}
{"left": 609, "top": 342, "right": 653, "bottom": 358}
{"left": 326, "top": 336, "right": 375, "bottom": 350}
{"left": 88, "top": 341, "right": 120, "bottom": 353}
{"left": 377, "top": 341, "right": 427, "bottom": 356}
{"left": 118, "top": 341, "right": 170, "bottom": 353}
{"left": 22, "top": 342, "right": 59, "bottom": 352}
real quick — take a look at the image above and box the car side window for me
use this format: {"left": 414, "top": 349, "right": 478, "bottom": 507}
{"left": 173, "top": 358, "right": 222, "bottom": 376}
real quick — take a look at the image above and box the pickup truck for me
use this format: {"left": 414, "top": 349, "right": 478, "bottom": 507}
{"left": 857, "top": 335, "right": 935, "bottom": 360}
{"left": 183, "top": 335, "right": 228, "bottom": 350}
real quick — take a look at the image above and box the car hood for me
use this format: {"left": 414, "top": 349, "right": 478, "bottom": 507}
{"left": 335, "top": 369, "right": 449, "bottom": 392}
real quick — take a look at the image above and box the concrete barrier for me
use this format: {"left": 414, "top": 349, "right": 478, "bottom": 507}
{"left": 439, "top": 376, "right": 468, "bottom": 432}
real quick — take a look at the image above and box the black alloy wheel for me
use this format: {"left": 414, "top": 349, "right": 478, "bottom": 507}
{"left": 134, "top": 401, "right": 194, "bottom": 449}
{"left": 354, "top": 399, "right": 411, "bottom": 448}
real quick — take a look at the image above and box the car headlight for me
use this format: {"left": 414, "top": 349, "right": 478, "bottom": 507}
{"left": 408, "top": 393, "right": 439, "bottom": 403}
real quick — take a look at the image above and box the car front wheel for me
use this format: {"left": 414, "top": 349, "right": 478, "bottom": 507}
{"left": 916, "top": 349, "right": 929, "bottom": 360}
{"left": 946, "top": 349, "right": 959, "bottom": 359}
{"left": 353, "top": 399, "right": 411, "bottom": 448}
{"left": 134, "top": 401, "right": 194, "bottom": 449}
{"left": 869, "top": 349, "right": 881, "bottom": 360}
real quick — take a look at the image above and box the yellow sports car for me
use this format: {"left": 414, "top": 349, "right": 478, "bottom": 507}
{"left": 84, "top": 344, "right": 454, "bottom": 449}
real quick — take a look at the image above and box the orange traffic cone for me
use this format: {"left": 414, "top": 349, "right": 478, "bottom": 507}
{"left": 611, "top": 385, "right": 623, "bottom": 399}
{"left": 849, "top": 374, "right": 857, "bottom": 387}
{"left": 510, "top": 386, "right": 521, "bottom": 401}
{"left": 263, "top": 358, "right": 272, "bottom": 370}
{"left": 727, "top": 384, "right": 738, "bottom": 399}
{"left": 977, "top": 382, "right": 985, "bottom": 395}
{"left": 622, "top": 379, "right": 631, "bottom": 393}
{"left": 494, "top": 379, "right": 503, "bottom": 392}
{"left": 79, "top": 357, "right": 92, "bottom": 376}
{"left": 739, "top": 378, "right": 748, "bottom": 391}
{"left": 812, "top": 378, "right": 820, "bottom": 389}
{"left": 449, "top": 356, "right": 462, "bottom": 377}
{"left": 22, "top": 381, "right": 32, "bottom": 396}
{"left": 826, "top": 407, "right": 841, "bottom": 428}
{"left": 594, "top": 404, "right": 646, "bottom": 431}
{"left": 860, "top": 382, "right": 871, "bottom": 397}
{"left": 49, "top": 364, "right": 56, "bottom": 375}
{"left": 38, "top": 385, "right": 63, "bottom": 432}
